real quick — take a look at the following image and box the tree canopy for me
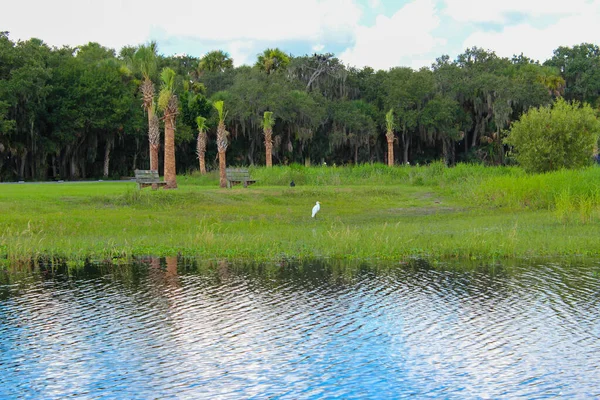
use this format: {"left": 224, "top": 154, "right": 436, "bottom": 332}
{"left": 1, "top": 31, "right": 599, "bottom": 181}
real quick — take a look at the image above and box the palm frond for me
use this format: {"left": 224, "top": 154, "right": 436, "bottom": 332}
{"left": 135, "top": 44, "right": 158, "bottom": 79}
{"left": 262, "top": 111, "right": 275, "bottom": 129}
{"left": 199, "top": 50, "right": 234, "bottom": 73}
{"left": 148, "top": 40, "right": 158, "bottom": 54}
{"left": 385, "top": 109, "right": 395, "bottom": 131}
{"left": 160, "top": 67, "right": 176, "bottom": 91}
{"left": 213, "top": 100, "right": 227, "bottom": 122}
{"left": 157, "top": 89, "right": 172, "bottom": 112}
{"left": 196, "top": 116, "right": 208, "bottom": 132}
{"left": 157, "top": 67, "right": 177, "bottom": 112}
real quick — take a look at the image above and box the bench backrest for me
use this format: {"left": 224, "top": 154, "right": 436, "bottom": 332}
{"left": 134, "top": 169, "right": 160, "bottom": 183}
{"left": 225, "top": 168, "right": 251, "bottom": 180}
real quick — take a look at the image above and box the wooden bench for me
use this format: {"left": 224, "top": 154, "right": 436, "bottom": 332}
{"left": 134, "top": 169, "right": 168, "bottom": 189}
{"left": 225, "top": 168, "right": 257, "bottom": 188}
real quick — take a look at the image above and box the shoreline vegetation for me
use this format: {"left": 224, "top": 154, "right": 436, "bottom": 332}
{"left": 1, "top": 163, "right": 600, "bottom": 269}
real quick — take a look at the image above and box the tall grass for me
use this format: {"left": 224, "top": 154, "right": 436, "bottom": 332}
{"left": 177, "top": 162, "right": 522, "bottom": 191}
{"left": 553, "top": 187, "right": 600, "bottom": 224}
{"left": 216, "top": 162, "right": 519, "bottom": 188}
{"left": 472, "top": 167, "right": 600, "bottom": 215}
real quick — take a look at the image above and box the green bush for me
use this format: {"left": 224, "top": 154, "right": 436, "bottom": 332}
{"left": 505, "top": 98, "right": 600, "bottom": 173}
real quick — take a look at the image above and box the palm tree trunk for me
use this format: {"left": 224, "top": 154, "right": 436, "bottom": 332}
{"left": 265, "top": 128, "right": 273, "bottom": 167}
{"left": 386, "top": 131, "right": 394, "bottom": 167}
{"left": 148, "top": 114, "right": 157, "bottom": 171}
{"left": 150, "top": 143, "right": 160, "bottom": 189}
{"left": 218, "top": 151, "right": 227, "bottom": 188}
{"left": 164, "top": 115, "right": 177, "bottom": 189}
{"left": 197, "top": 131, "right": 207, "bottom": 174}
{"left": 265, "top": 146, "right": 272, "bottom": 167}
{"left": 199, "top": 153, "right": 206, "bottom": 174}
{"left": 150, "top": 112, "right": 159, "bottom": 191}
{"left": 217, "top": 120, "right": 228, "bottom": 188}
{"left": 150, "top": 144, "right": 159, "bottom": 170}
{"left": 142, "top": 79, "right": 157, "bottom": 172}
{"left": 149, "top": 113, "right": 160, "bottom": 171}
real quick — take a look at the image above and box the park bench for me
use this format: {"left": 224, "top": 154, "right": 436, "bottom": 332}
{"left": 225, "top": 168, "right": 257, "bottom": 188}
{"left": 134, "top": 169, "right": 168, "bottom": 190}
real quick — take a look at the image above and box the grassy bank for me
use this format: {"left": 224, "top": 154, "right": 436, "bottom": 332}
{"left": 1, "top": 163, "right": 599, "bottom": 266}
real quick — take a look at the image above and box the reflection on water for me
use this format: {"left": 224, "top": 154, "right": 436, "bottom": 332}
{"left": 1, "top": 258, "right": 599, "bottom": 399}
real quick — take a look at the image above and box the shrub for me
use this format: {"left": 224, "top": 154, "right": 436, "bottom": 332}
{"left": 504, "top": 98, "right": 600, "bottom": 173}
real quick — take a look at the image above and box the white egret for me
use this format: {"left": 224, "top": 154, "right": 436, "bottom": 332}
{"left": 311, "top": 201, "right": 321, "bottom": 218}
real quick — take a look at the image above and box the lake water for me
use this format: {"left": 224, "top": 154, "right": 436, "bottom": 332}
{"left": 1, "top": 258, "right": 599, "bottom": 399}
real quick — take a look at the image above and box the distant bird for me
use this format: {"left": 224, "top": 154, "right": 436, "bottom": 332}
{"left": 290, "top": 180, "right": 295, "bottom": 187}
{"left": 311, "top": 201, "right": 321, "bottom": 218}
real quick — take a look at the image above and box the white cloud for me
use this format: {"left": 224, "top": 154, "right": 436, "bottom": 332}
{"left": 6, "top": 0, "right": 596, "bottom": 72}
{"left": 1, "top": 1, "right": 149, "bottom": 51}
{"left": 0, "top": 0, "right": 362, "bottom": 50}
{"left": 443, "top": 0, "right": 600, "bottom": 23}
{"left": 462, "top": 5, "right": 600, "bottom": 62}
{"left": 339, "top": 0, "right": 445, "bottom": 70}
{"left": 155, "top": 0, "right": 362, "bottom": 43}
{"left": 227, "top": 41, "right": 256, "bottom": 67}
{"left": 0, "top": 0, "right": 365, "bottom": 67}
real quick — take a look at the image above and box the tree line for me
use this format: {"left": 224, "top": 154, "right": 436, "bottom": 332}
{"left": 1, "top": 31, "right": 599, "bottom": 181}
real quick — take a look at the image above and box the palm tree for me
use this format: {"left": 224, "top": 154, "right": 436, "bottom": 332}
{"left": 538, "top": 67, "right": 566, "bottom": 97}
{"left": 385, "top": 109, "right": 395, "bottom": 166}
{"left": 196, "top": 116, "right": 209, "bottom": 174}
{"left": 213, "top": 100, "right": 229, "bottom": 188}
{"left": 158, "top": 67, "right": 178, "bottom": 189}
{"left": 262, "top": 111, "right": 275, "bottom": 167}
{"left": 256, "top": 48, "right": 290, "bottom": 74}
{"left": 198, "top": 50, "right": 234, "bottom": 74}
{"left": 134, "top": 43, "right": 159, "bottom": 171}
{"left": 149, "top": 111, "right": 160, "bottom": 187}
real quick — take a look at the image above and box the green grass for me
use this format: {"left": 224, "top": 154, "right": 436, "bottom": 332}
{"left": 1, "top": 163, "right": 599, "bottom": 266}
{"left": 471, "top": 167, "right": 600, "bottom": 211}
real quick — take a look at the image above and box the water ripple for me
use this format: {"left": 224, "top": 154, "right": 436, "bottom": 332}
{"left": 1, "top": 259, "right": 600, "bottom": 399}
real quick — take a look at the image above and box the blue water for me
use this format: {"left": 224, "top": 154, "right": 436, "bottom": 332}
{"left": 1, "top": 258, "right": 599, "bottom": 399}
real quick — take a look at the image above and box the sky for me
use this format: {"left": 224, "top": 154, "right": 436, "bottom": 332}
{"left": 2, "top": 0, "right": 600, "bottom": 70}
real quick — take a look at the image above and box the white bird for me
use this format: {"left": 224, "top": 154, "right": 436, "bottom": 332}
{"left": 311, "top": 201, "right": 321, "bottom": 218}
